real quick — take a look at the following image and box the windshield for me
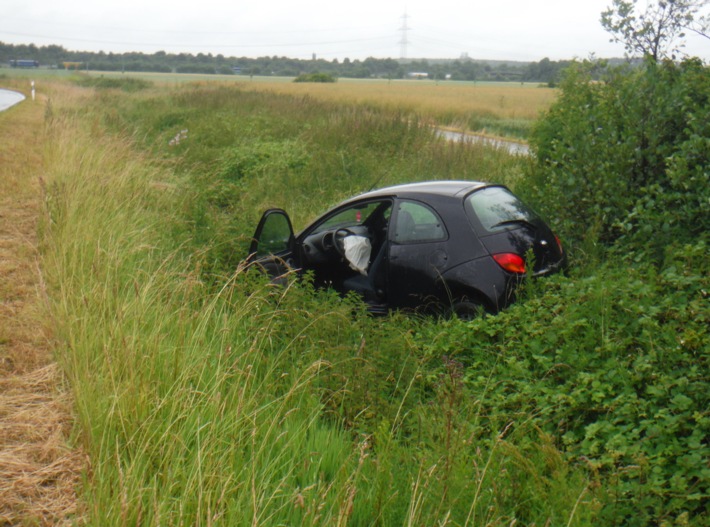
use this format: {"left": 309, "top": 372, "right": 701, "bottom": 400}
{"left": 465, "top": 186, "right": 539, "bottom": 233}
{"left": 311, "top": 200, "right": 390, "bottom": 234}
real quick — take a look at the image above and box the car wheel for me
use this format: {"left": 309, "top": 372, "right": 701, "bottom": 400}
{"left": 452, "top": 300, "right": 486, "bottom": 321}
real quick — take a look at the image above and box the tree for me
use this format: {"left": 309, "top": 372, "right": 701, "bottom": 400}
{"left": 601, "top": 0, "right": 709, "bottom": 60}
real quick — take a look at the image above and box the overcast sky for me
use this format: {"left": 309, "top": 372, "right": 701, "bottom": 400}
{"left": 2, "top": 0, "right": 708, "bottom": 62}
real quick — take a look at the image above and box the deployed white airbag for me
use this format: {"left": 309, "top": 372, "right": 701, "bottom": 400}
{"left": 343, "top": 236, "right": 372, "bottom": 275}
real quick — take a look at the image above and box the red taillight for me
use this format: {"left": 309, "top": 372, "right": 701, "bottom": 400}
{"left": 555, "top": 235, "right": 564, "bottom": 254}
{"left": 493, "top": 253, "right": 526, "bottom": 274}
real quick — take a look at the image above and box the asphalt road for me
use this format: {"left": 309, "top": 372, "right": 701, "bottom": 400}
{"left": 0, "top": 89, "right": 26, "bottom": 112}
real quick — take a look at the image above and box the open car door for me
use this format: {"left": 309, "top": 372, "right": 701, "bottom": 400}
{"left": 248, "top": 209, "right": 296, "bottom": 280}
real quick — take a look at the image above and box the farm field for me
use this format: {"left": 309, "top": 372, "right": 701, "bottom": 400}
{"left": 1, "top": 67, "right": 555, "bottom": 139}
{"left": 236, "top": 77, "right": 554, "bottom": 135}
{"left": 0, "top": 70, "right": 707, "bottom": 526}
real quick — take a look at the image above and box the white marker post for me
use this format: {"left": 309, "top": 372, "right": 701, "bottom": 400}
{"left": 31, "top": 80, "right": 35, "bottom": 101}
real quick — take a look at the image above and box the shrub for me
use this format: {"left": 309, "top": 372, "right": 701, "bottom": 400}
{"left": 72, "top": 74, "right": 153, "bottom": 92}
{"left": 527, "top": 58, "right": 709, "bottom": 261}
{"left": 294, "top": 72, "right": 337, "bottom": 83}
{"left": 414, "top": 245, "right": 709, "bottom": 526}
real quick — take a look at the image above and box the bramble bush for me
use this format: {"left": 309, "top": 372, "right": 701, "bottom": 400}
{"left": 414, "top": 243, "right": 709, "bottom": 526}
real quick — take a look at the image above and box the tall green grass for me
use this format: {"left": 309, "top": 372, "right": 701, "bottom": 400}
{"left": 92, "top": 84, "right": 528, "bottom": 275}
{"left": 40, "top": 108, "right": 363, "bottom": 524}
{"left": 37, "top": 82, "right": 601, "bottom": 525}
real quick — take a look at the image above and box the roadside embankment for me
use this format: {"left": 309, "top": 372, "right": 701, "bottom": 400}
{"left": 0, "top": 87, "right": 82, "bottom": 526}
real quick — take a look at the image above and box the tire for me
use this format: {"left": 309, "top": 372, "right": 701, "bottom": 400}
{"left": 451, "top": 300, "right": 486, "bottom": 321}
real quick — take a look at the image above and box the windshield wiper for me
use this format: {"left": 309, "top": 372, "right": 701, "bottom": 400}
{"left": 490, "top": 218, "right": 536, "bottom": 229}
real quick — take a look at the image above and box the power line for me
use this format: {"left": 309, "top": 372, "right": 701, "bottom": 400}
{"left": 0, "top": 28, "right": 394, "bottom": 52}
{"left": 2, "top": 15, "right": 394, "bottom": 38}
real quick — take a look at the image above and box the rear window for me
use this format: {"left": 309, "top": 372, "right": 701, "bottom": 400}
{"left": 465, "top": 186, "right": 539, "bottom": 233}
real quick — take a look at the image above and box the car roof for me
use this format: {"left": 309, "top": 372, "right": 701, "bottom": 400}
{"left": 345, "top": 180, "right": 491, "bottom": 203}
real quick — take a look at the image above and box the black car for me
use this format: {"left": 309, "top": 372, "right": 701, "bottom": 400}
{"left": 249, "top": 180, "right": 565, "bottom": 316}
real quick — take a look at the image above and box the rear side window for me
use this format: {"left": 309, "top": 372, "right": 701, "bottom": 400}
{"left": 465, "top": 186, "right": 539, "bottom": 233}
{"left": 393, "top": 201, "right": 447, "bottom": 243}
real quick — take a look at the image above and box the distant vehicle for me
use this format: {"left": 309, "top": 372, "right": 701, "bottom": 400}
{"left": 9, "top": 60, "right": 39, "bottom": 68}
{"left": 249, "top": 180, "right": 566, "bottom": 317}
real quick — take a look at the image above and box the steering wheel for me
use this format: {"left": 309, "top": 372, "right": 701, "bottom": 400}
{"left": 321, "top": 231, "right": 335, "bottom": 252}
{"left": 333, "top": 228, "right": 355, "bottom": 257}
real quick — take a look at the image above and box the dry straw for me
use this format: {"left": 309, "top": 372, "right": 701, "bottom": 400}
{"left": 0, "top": 84, "right": 84, "bottom": 526}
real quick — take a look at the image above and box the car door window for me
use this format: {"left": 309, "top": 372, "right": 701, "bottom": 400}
{"left": 393, "top": 201, "right": 447, "bottom": 243}
{"left": 250, "top": 209, "right": 294, "bottom": 257}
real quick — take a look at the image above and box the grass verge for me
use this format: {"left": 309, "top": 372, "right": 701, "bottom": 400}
{"left": 0, "top": 81, "right": 82, "bottom": 526}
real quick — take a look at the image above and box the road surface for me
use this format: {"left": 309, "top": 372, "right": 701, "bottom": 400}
{"left": 0, "top": 89, "right": 26, "bottom": 112}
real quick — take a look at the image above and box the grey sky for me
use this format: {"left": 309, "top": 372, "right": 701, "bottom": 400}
{"left": 2, "top": 0, "right": 708, "bottom": 61}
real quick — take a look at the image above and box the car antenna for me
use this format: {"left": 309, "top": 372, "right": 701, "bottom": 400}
{"left": 366, "top": 173, "right": 386, "bottom": 192}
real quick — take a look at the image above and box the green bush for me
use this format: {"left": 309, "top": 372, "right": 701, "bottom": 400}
{"left": 72, "top": 74, "right": 153, "bottom": 92}
{"left": 294, "top": 72, "right": 337, "bottom": 83}
{"left": 518, "top": 59, "right": 710, "bottom": 523}
{"left": 527, "top": 58, "right": 709, "bottom": 261}
{"left": 414, "top": 244, "right": 709, "bottom": 526}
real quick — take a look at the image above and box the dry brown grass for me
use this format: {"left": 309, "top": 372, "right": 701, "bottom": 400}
{"left": 236, "top": 78, "right": 557, "bottom": 121}
{"left": 0, "top": 88, "right": 84, "bottom": 526}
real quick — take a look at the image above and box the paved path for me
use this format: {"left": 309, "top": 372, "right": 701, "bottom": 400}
{"left": 0, "top": 89, "right": 26, "bottom": 112}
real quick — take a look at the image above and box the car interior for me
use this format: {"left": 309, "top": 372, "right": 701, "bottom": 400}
{"left": 300, "top": 200, "right": 392, "bottom": 301}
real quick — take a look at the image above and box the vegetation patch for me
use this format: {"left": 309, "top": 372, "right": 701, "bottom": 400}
{"left": 294, "top": 72, "right": 337, "bottom": 83}
{"left": 524, "top": 54, "right": 709, "bottom": 525}
{"left": 71, "top": 74, "right": 153, "bottom": 92}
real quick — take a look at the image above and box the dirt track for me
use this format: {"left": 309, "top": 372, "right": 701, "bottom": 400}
{"left": 0, "top": 94, "right": 82, "bottom": 525}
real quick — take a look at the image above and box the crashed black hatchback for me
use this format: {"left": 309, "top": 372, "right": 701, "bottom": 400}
{"left": 249, "top": 180, "right": 566, "bottom": 316}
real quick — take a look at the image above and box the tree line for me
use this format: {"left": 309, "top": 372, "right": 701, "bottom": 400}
{"left": 0, "top": 42, "right": 576, "bottom": 84}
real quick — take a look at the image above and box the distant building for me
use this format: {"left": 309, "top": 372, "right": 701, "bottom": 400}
{"left": 407, "top": 72, "right": 429, "bottom": 79}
